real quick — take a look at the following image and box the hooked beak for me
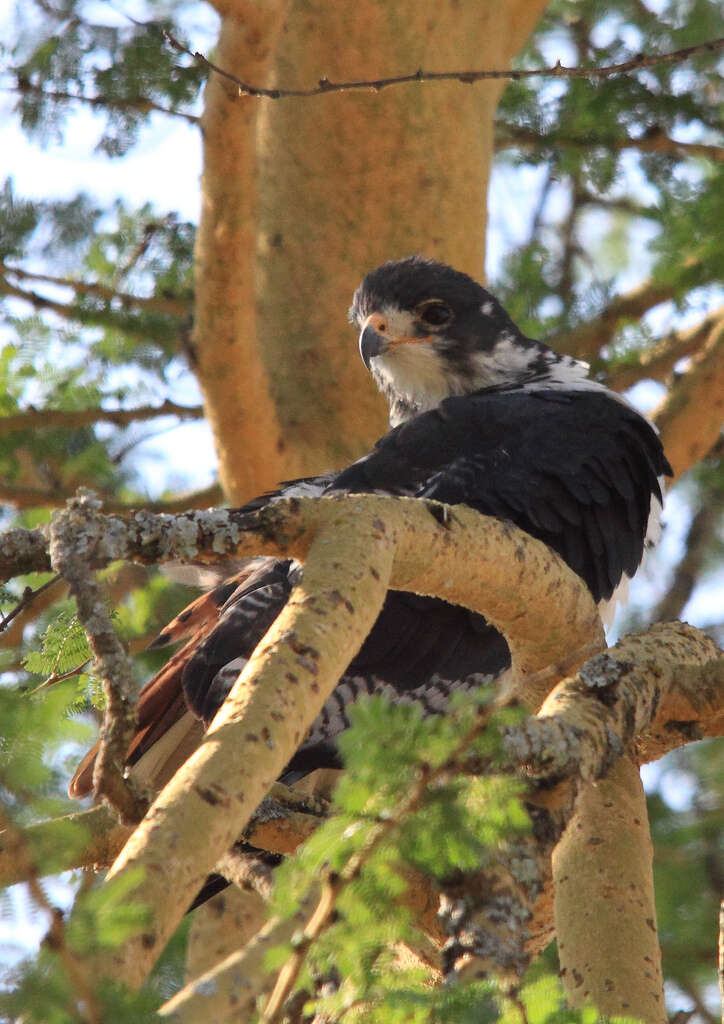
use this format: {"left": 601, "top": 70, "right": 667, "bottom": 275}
{"left": 359, "top": 323, "right": 387, "bottom": 370}
{"left": 358, "top": 311, "right": 434, "bottom": 371}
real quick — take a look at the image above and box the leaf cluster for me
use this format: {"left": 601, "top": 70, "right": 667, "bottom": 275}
{"left": 11, "top": 0, "right": 205, "bottom": 155}
{"left": 268, "top": 691, "right": 534, "bottom": 1021}
{"left": 493, "top": 0, "right": 724, "bottom": 341}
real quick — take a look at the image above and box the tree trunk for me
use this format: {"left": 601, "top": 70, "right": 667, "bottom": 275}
{"left": 193, "top": 2, "right": 291, "bottom": 503}
{"left": 195, "top": 0, "right": 548, "bottom": 502}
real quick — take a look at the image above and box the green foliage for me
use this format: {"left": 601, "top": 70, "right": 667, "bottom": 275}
{"left": 0, "top": 680, "right": 89, "bottom": 816}
{"left": 11, "top": 1, "right": 205, "bottom": 155}
{"left": 648, "top": 740, "right": 723, "bottom": 1002}
{"left": 0, "top": 873, "right": 162, "bottom": 1024}
{"left": 23, "top": 607, "right": 92, "bottom": 681}
{"left": 493, "top": 0, "right": 723, "bottom": 340}
{"left": 0, "top": 178, "right": 39, "bottom": 260}
{"left": 269, "top": 692, "right": 534, "bottom": 1020}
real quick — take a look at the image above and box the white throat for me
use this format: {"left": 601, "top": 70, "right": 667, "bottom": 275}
{"left": 371, "top": 334, "right": 595, "bottom": 427}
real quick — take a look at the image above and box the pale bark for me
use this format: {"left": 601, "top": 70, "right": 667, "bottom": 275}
{"left": 184, "top": 887, "right": 267, "bottom": 984}
{"left": 0, "top": 781, "right": 325, "bottom": 888}
{"left": 653, "top": 314, "right": 724, "bottom": 478}
{"left": 553, "top": 759, "right": 665, "bottom": 1022}
{"left": 161, "top": 908, "right": 311, "bottom": 1021}
{"left": 192, "top": 2, "right": 291, "bottom": 502}
{"left": 42, "top": 494, "right": 596, "bottom": 990}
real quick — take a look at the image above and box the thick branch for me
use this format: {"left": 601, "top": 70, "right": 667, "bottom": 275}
{"left": 547, "top": 277, "right": 694, "bottom": 362}
{"left": 160, "top": 906, "right": 316, "bottom": 1022}
{"left": 1, "top": 497, "right": 602, "bottom": 685}
{"left": 94, "top": 502, "right": 397, "bottom": 989}
{"left": 0, "top": 782, "right": 327, "bottom": 888}
{"left": 0, "top": 528, "right": 52, "bottom": 579}
{"left": 4, "top": 618, "right": 718, "bottom": 884}
{"left": 554, "top": 759, "right": 665, "bottom": 1021}
{"left": 0, "top": 400, "right": 204, "bottom": 435}
{"left": 37, "top": 494, "right": 597, "bottom": 989}
{"left": 507, "top": 622, "right": 723, "bottom": 777}
{"left": 157, "top": 622, "right": 721, "bottom": 1016}
{"left": 604, "top": 308, "right": 724, "bottom": 392}
{"left": 653, "top": 315, "right": 724, "bottom": 478}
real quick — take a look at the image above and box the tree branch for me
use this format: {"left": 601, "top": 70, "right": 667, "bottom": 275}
{"left": 496, "top": 125, "right": 724, "bottom": 164}
{"left": 0, "top": 574, "right": 60, "bottom": 635}
{"left": 653, "top": 315, "right": 724, "bottom": 478}
{"left": 160, "top": 29, "right": 724, "bottom": 100}
{"left": 33, "top": 493, "right": 598, "bottom": 990}
{"left": 0, "top": 781, "right": 328, "bottom": 889}
{"left": 0, "top": 807, "right": 103, "bottom": 1023}
{"left": 262, "top": 713, "right": 500, "bottom": 1023}
{"left": 6, "top": 78, "right": 200, "bottom": 125}
{"left": 160, "top": 902, "right": 318, "bottom": 1022}
{"left": 1, "top": 262, "right": 191, "bottom": 318}
{"left": 0, "top": 528, "right": 53, "bottom": 579}
{"left": 507, "top": 622, "right": 723, "bottom": 774}
{"left": 0, "top": 400, "right": 204, "bottom": 435}
{"left": 0, "top": 496, "right": 603, "bottom": 690}
{"left": 546, "top": 276, "right": 697, "bottom": 362}
{"left": 652, "top": 499, "right": 722, "bottom": 621}
{"left": 49, "top": 494, "right": 148, "bottom": 823}
{"left": 604, "top": 307, "right": 724, "bottom": 391}
{"left": 165, "top": 621, "right": 720, "bottom": 1019}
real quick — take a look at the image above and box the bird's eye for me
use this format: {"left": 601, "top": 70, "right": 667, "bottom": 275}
{"left": 417, "top": 301, "right": 452, "bottom": 328}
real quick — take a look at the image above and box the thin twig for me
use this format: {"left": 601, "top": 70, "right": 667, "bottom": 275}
{"left": 159, "top": 30, "right": 724, "bottom": 100}
{"left": 30, "top": 659, "right": 91, "bottom": 692}
{"left": 0, "top": 574, "right": 61, "bottom": 634}
{"left": 604, "top": 306, "right": 724, "bottom": 391}
{"left": 5, "top": 79, "right": 200, "bottom": 124}
{"left": 1, "top": 261, "right": 191, "bottom": 317}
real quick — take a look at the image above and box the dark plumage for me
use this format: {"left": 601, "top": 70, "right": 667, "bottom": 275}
{"left": 70, "top": 256, "right": 670, "bottom": 800}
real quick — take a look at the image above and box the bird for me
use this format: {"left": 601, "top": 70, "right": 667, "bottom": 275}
{"left": 70, "top": 255, "right": 670, "bottom": 801}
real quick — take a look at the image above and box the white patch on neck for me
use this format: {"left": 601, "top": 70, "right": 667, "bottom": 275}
{"left": 372, "top": 345, "right": 465, "bottom": 426}
{"left": 470, "top": 335, "right": 541, "bottom": 387}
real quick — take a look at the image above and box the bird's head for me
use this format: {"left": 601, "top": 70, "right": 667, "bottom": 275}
{"left": 350, "top": 255, "right": 588, "bottom": 425}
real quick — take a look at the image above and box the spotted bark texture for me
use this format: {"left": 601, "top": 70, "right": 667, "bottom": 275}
{"left": 554, "top": 758, "right": 665, "bottom": 1022}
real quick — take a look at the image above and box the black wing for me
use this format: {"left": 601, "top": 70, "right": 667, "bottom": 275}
{"left": 181, "top": 385, "right": 669, "bottom": 776}
{"left": 329, "top": 387, "right": 670, "bottom": 604}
